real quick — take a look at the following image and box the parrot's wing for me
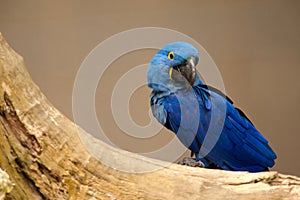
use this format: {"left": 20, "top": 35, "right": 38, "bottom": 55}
{"left": 219, "top": 102, "right": 276, "bottom": 171}
{"left": 194, "top": 85, "right": 277, "bottom": 171}
{"left": 198, "top": 84, "right": 254, "bottom": 125}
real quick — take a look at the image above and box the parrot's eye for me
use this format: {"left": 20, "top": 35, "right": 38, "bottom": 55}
{"left": 168, "top": 51, "right": 174, "bottom": 60}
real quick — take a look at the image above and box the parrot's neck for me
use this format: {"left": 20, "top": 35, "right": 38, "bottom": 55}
{"left": 150, "top": 85, "right": 196, "bottom": 104}
{"left": 150, "top": 90, "right": 170, "bottom": 101}
{"left": 193, "top": 73, "right": 205, "bottom": 86}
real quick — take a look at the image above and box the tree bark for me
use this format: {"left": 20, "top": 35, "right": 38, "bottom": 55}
{"left": 0, "top": 33, "right": 299, "bottom": 200}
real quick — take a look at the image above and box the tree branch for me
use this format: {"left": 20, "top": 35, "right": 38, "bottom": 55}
{"left": 0, "top": 33, "right": 299, "bottom": 199}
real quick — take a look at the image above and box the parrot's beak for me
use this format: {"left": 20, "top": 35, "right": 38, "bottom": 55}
{"left": 169, "top": 56, "right": 196, "bottom": 86}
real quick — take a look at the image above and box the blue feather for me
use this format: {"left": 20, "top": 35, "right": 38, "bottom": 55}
{"left": 147, "top": 42, "right": 277, "bottom": 172}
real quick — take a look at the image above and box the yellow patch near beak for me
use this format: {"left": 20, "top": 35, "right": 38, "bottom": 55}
{"left": 169, "top": 67, "right": 173, "bottom": 80}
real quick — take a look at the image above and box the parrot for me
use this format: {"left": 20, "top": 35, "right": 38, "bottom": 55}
{"left": 147, "top": 42, "right": 276, "bottom": 172}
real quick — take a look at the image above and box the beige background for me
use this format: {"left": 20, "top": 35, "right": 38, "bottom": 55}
{"left": 1, "top": 1, "right": 299, "bottom": 176}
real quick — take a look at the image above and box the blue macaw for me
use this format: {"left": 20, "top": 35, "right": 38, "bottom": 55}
{"left": 147, "top": 42, "right": 276, "bottom": 172}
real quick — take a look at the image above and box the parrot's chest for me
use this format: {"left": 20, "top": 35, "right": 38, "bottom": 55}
{"left": 152, "top": 89, "right": 211, "bottom": 132}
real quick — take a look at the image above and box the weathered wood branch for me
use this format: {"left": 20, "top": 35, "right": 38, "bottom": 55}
{"left": 0, "top": 168, "right": 13, "bottom": 200}
{"left": 0, "top": 33, "right": 299, "bottom": 199}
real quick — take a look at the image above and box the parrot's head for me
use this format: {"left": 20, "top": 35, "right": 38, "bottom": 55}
{"left": 147, "top": 42, "right": 200, "bottom": 93}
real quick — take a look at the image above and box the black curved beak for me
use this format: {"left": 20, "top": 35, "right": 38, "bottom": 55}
{"left": 169, "top": 56, "right": 196, "bottom": 86}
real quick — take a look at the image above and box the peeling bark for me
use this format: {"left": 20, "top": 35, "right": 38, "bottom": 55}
{"left": 0, "top": 33, "right": 299, "bottom": 200}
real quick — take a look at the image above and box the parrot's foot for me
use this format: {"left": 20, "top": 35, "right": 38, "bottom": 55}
{"left": 177, "top": 157, "right": 205, "bottom": 167}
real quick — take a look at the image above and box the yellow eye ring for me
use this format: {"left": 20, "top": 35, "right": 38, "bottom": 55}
{"left": 168, "top": 51, "right": 174, "bottom": 60}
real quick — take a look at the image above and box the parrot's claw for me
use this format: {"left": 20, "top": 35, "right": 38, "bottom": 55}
{"left": 177, "top": 157, "right": 205, "bottom": 168}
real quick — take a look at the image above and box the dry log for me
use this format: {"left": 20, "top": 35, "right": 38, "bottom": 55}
{"left": 0, "top": 168, "right": 13, "bottom": 200}
{"left": 0, "top": 32, "right": 299, "bottom": 200}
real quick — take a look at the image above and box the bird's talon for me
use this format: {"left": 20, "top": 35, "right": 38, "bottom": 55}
{"left": 177, "top": 157, "right": 205, "bottom": 168}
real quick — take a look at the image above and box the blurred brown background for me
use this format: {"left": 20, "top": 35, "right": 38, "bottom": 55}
{"left": 1, "top": 0, "right": 299, "bottom": 176}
